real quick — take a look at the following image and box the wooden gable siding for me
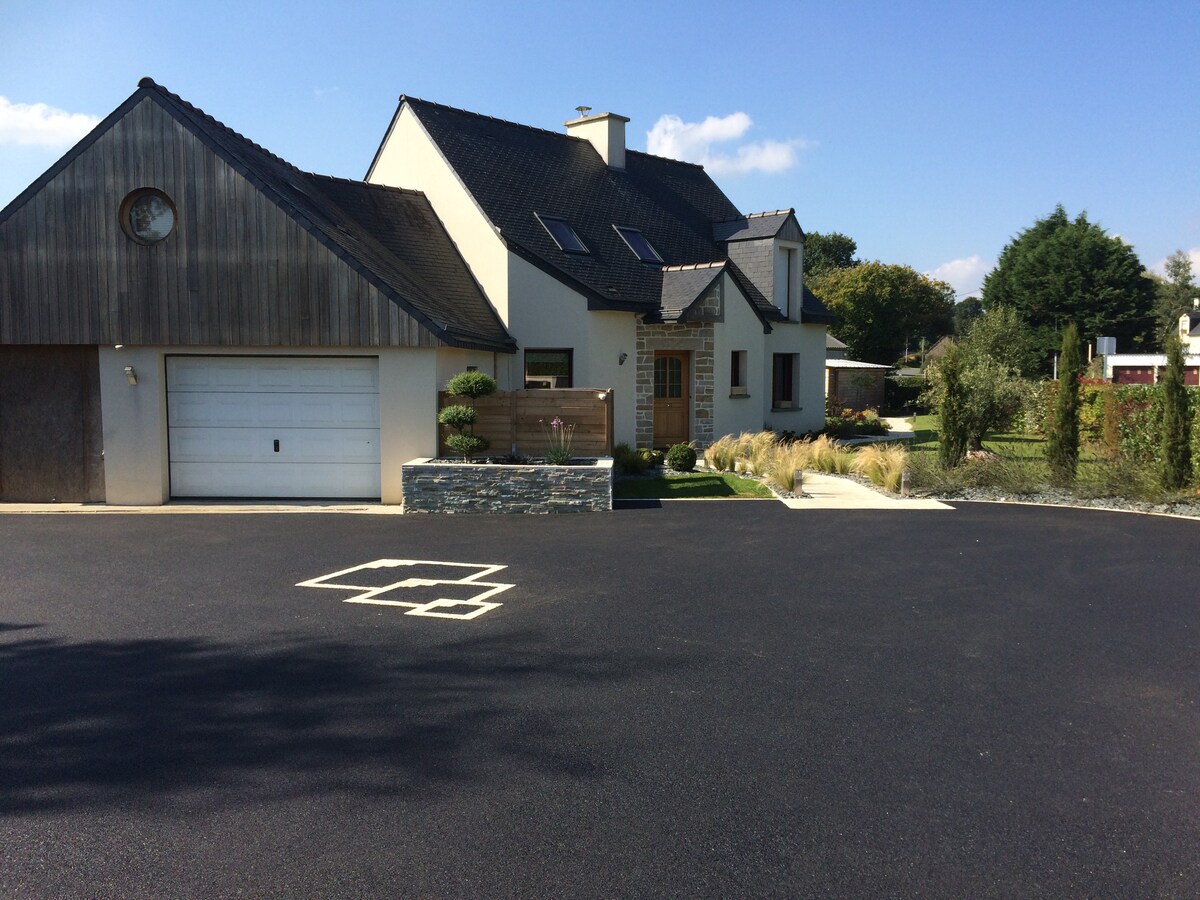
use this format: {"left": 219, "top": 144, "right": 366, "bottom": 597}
{"left": 0, "top": 97, "right": 437, "bottom": 349}
{"left": 779, "top": 217, "right": 803, "bottom": 243}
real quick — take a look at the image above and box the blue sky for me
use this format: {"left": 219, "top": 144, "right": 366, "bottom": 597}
{"left": 2, "top": 0, "right": 1198, "bottom": 298}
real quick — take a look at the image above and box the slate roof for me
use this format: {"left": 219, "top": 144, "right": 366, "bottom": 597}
{"left": 712, "top": 211, "right": 797, "bottom": 243}
{"left": 659, "top": 263, "right": 726, "bottom": 321}
{"left": 391, "top": 97, "right": 749, "bottom": 313}
{"left": 0, "top": 78, "right": 516, "bottom": 352}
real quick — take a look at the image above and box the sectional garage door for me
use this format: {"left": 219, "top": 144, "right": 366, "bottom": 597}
{"left": 167, "top": 356, "right": 381, "bottom": 498}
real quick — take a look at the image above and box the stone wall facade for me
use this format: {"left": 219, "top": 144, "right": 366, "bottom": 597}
{"left": 402, "top": 458, "right": 613, "bottom": 513}
{"left": 635, "top": 322, "right": 714, "bottom": 449}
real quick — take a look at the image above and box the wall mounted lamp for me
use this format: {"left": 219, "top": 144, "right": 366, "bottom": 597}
{"left": 124, "top": 365, "right": 137, "bottom": 386}
{"left": 618, "top": 352, "right": 628, "bottom": 365}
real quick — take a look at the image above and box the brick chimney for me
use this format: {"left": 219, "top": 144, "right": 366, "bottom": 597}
{"left": 565, "top": 110, "right": 629, "bottom": 169}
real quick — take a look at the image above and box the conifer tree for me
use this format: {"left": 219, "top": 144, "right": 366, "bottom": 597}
{"left": 1160, "top": 333, "right": 1192, "bottom": 490}
{"left": 1046, "top": 324, "right": 1083, "bottom": 483}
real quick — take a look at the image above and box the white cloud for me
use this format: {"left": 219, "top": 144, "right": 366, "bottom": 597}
{"left": 646, "top": 112, "right": 809, "bottom": 175}
{"left": 313, "top": 86, "right": 340, "bottom": 101}
{"left": 0, "top": 96, "right": 100, "bottom": 148}
{"left": 928, "top": 255, "right": 992, "bottom": 299}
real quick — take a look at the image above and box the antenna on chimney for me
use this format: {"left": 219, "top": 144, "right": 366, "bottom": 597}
{"left": 575, "top": 105, "right": 592, "bottom": 117}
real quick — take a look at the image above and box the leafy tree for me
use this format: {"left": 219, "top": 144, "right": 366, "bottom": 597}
{"left": 953, "top": 297, "right": 984, "bottom": 336}
{"left": 803, "top": 231, "right": 859, "bottom": 278}
{"left": 809, "top": 262, "right": 955, "bottom": 364}
{"left": 982, "top": 205, "right": 1156, "bottom": 363}
{"left": 1046, "top": 323, "right": 1083, "bottom": 483}
{"left": 1159, "top": 332, "right": 1192, "bottom": 489}
{"left": 1151, "top": 250, "right": 1197, "bottom": 348}
{"left": 959, "top": 305, "right": 1039, "bottom": 378}
{"left": 923, "top": 312, "right": 1029, "bottom": 462}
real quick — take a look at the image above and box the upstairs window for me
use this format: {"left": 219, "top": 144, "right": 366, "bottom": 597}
{"left": 614, "top": 225, "right": 663, "bottom": 263}
{"left": 536, "top": 214, "right": 588, "bottom": 254}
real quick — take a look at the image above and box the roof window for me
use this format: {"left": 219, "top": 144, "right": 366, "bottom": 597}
{"left": 536, "top": 214, "right": 588, "bottom": 254}
{"left": 614, "top": 226, "right": 662, "bottom": 263}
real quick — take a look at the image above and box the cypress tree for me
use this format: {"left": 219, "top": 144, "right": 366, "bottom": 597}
{"left": 1160, "top": 333, "right": 1192, "bottom": 489}
{"left": 935, "top": 343, "right": 970, "bottom": 468}
{"left": 1046, "top": 324, "right": 1083, "bottom": 483}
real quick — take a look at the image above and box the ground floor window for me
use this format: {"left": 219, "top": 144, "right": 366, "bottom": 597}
{"left": 524, "top": 349, "right": 573, "bottom": 388}
{"left": 772, "top": 353, "right": 797, "bottom": 408}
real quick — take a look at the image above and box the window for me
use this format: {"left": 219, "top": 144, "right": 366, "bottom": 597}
{"left": 120, "top": 188, "right": 176, "bottom": 244}
{"left": 774, "top": 245, "right": 800, "bottom": 319}
{"left": 772, "top": 353, "right": 797, "bottom": 408}
{"left": 524, "top": 349, "right": 573, "bottom": 388}
{"left": 535, "top": 214, "right": 588, "bottom": 254}
{"left": 730, "top": 350, "right": 748, "bottom": 396}
{"left": 613, "top": 225, "right": 663, "bottom": 263}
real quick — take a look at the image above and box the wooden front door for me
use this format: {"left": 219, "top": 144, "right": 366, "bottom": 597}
{"left": 653, "top": 351, "right": 689, "bottom": 448}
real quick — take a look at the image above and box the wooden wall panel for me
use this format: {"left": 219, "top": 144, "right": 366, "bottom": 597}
{"left": 0, "top": 97, "right": 437, "bottom": 350}
{"left": 0, "top": 346, "right": 104, "bottom": 502}
{"left": 437, "top": 389, "right": 614, "bottom": 458}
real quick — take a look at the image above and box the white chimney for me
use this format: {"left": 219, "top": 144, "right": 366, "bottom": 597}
{"left": 565, "top": 110, "right": 629, "bottom": 169}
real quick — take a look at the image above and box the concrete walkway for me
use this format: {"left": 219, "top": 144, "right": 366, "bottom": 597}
{"left": 837, "top": 416, "right": 916, "bottom": 446}
{"left": 781, "top": 472, "right": 951, "bottom": 511}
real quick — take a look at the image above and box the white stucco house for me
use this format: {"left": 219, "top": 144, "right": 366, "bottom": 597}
{"left": 0, "top": 79, "right": 833, "bottom": 505}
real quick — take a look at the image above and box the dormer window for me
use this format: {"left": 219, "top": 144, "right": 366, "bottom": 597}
{"left": 614, "top": 225, "right": 663, "bottom": 263}
{"left": 536, "top": 213, "right": 588, "bottom": 254}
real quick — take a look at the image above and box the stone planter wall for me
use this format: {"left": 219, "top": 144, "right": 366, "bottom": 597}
{"left": 402, "top": 458, "right": 613, "bottom": 514}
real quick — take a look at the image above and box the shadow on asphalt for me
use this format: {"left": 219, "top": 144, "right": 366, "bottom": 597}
{"left": 0, "top": 625, "right": 690, "bottom": 813}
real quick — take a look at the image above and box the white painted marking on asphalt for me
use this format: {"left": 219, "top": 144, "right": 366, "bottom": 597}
{"left": 296, "top": 558, "right": 515, "bottom": 620}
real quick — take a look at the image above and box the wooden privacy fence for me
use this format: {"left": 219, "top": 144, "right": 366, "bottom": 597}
{"left": 437, "top": 388, "right": 614, "bottom": 458}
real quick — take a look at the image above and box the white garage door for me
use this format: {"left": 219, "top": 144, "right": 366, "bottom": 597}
{"left": 167, "top": 356, "right": 381, "bottom": 498}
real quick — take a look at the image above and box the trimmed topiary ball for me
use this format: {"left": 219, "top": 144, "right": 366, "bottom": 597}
{"left": 665, "top": 443, "right": 697, "bottom": 472}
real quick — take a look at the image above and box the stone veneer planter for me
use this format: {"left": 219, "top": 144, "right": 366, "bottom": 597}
{"left": 401, "top": 458, "right": 613, "bottom": 514}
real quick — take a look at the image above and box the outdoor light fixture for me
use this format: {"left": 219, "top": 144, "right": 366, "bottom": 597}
{"left": 124, "top": 366, "right": 137, "bottom": 386}
{"left": 618, "top": 352, "right": 628, "bottom": 365}
{"left": 597, "top": 391, "right": 608, "bottom": 400}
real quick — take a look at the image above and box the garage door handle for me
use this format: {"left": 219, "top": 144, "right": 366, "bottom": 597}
{"left": 273, "top": 440, "right": 280, "bottom": 453}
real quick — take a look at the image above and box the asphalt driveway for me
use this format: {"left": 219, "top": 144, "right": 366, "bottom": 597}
{"left": 2, "top": 502, "right": 1198, "bottom": 897}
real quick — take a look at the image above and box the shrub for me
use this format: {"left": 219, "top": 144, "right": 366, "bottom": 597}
{"left": 639, "top": 448, "right": 665, "bottom": 467}
{"left": 824, "top": 406, "right": 890, "bottom": 437}
{"left": 440, "top": 370, "right": 496, "bottom": 461}
{"left": 438, "top": 403, "right": 489, "bottom": 461}
{"left": 437, "top": 404, "right": 476, "bottom": 431}
{"left": 612, "top": 443, "right": 647, "bottom": 475}
{"left": 665, "top": 443, "right": 697, "bottom": 472}
{"left": 445, "top": 370, "right": 497, "bottom": 400}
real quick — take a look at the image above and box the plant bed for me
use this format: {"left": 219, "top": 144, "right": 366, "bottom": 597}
{"left": 402, "top": 457, "right": 613, "bottom": 514}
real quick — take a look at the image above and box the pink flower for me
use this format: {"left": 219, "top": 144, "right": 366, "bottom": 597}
{"left": 551, "top": 416, "right": 563, "bottom": 429}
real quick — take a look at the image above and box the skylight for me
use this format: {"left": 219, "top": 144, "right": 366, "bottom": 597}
{"left": 614, "top": 226, "right": 663, "bottom": 263}
{"left": 536, "top": 214, "right": 588, "bottom": 254}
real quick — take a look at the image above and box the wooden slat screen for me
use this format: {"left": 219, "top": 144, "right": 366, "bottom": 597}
{"left": 437, "top": 388, "right": 614, "bottom": 458}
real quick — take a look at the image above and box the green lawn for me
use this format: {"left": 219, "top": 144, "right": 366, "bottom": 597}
{"left": 613, "top": 472, "right": 775, "bottom": 499}
{"left": 907, "top": 413, "right": 1103, "bottom": 461}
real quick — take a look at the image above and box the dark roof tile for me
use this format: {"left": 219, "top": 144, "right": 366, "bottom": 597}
{"left": 139, "top": 80, "right": 514, "bottom": 351}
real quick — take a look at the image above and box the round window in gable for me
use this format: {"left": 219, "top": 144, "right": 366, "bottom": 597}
{"left": 120, "top": 188, "right": 176, "bottom": 244}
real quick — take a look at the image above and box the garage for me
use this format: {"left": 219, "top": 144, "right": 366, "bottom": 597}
{"left": 167, "top": 356, "right": 381, "bottom": 499}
